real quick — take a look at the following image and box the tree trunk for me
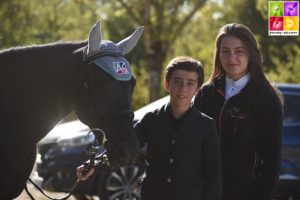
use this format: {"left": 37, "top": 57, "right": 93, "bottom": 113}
{"left": 149, "top": 68, "right": 162, "bottom": 102}
{"left": 147, "top": 43, "right": 167, "bottom": 102}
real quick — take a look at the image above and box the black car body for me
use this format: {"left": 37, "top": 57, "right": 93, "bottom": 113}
{"left": 34, "top": 85, "right": 300, "bottom": 199}
{"left": 273, "top": 83, "right": 300, "bottom": 199}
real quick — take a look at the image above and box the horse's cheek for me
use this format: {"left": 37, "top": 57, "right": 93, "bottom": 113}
{"left": 75, "top": 88, "right": 96, "bottom": 127}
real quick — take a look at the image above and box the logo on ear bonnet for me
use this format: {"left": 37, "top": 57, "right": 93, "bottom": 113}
{"left": 113, "top": 62, "right": 129, "bottom": 75}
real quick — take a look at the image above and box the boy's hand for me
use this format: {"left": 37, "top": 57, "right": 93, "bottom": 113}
{"left": 76, "top": 165, "right": 95, "bottom": 181}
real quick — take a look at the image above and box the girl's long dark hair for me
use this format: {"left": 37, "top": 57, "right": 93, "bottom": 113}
{"left": 209, "top": 23, "right": 283, "bottom": 105}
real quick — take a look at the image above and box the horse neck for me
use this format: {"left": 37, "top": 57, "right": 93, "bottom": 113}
{"left": 0, "top": 41, "right": 87, "bottom": 142}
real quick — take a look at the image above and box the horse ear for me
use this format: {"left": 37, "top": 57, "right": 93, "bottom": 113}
{"left": 87, "top": 21, "right": 102, "bottom": 57}
{"left": 117, "top": 26, "right": 144, "bottom": 55}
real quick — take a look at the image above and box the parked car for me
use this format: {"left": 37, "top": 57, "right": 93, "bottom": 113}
{"left": 273, "top": 83, "right": 300, "bottom": 200}
{"left": 33, "top": 84, "right": 300, "bottom": 199}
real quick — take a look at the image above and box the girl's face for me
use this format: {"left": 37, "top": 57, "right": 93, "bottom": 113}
{"left": 219, "top": 36, "right": 249, "bottom": 80}
{"left": 165, "top": 69, "right": 199, "bottom": 111}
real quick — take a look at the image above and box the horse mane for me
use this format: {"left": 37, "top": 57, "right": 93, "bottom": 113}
{"left": 0, "top": 40, "right": 88, "bottom": 143}
{"left": 0, "top": 40, "right": 87, "bottom": 55}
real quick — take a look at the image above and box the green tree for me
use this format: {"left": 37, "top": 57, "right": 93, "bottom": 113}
{"left": 171, "top": 0, "right": 300, "bottom": 85}
{"left": 0, "top": 0, "right": 100, "bottom": 47}
{"left": 108, "top": 0, "right": 208, "bottom": 102}
{"left": 2, "top": 0, "right": 298, "bottom": 110}
{"left": 0, "top": 0, "right": 149, "bottom": 109}
{"left": 169, "top": 1, "right": 225, "bottom": 84}
{"left": 256, "top": 0, "right": 300, "bottom": 83}
{"left": 220, "top": 0, "right": 300, "bottom": 83}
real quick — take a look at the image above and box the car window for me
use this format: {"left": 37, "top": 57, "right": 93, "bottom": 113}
{"left": 283, "top": 94, "right": 300, "bottom": 124}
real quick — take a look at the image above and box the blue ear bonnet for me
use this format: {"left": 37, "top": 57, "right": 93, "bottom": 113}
{"left": 83, "top": 41, "right": 133, "bottom": 81}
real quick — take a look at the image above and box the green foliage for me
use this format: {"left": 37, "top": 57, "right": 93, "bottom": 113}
{"left": 168, "top": 1, "right": 224, "bottom": 83}
{"left": 1, "top": 0, "right": 299, "bottom": 110}
{"left": 0, "top": 0, "right": 150, "bottom": 109}
{"left": 267, "top": 41, "right": 300, "bottom": 84}
{"left": 0, "top": 0, "right": 100, "bottom": 47}
{"left": 131, "top": 62, "right": 149, "bottom": 110}
{"left": 105, "top": 0, "right": 208, "bottom": 102}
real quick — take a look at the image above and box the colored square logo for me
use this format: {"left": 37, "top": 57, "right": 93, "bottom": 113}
{"left": 270, "top": 17, "right": 284, "bottom": 30}
{"left": 269, "top": 1, "right": 299, "bottom": 36}
{"left": 270, "top": 2, "right": 284, "bottom": 16}
{"left": 284, "top": 16, "right": 298, "bottom": 30}
{"left": 284, "top": 2, "right": 298, "bottom": 16}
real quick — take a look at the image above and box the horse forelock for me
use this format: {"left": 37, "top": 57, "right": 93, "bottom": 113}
{"left": 84, "top": 40, "right": 123, "bottom": 60}
{"left": 99, "top": 40, "right": 123, "bottom": 54}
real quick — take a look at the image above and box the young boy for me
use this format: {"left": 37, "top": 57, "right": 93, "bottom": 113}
{"left": 135, "top": 56, "right": 222, "bottom": 200}
{"left": 77, "top": 56, "right": 222, "bottom": 200}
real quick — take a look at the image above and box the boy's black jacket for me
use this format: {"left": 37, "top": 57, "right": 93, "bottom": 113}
{"left": 134, "top": 103, "right": 222, "bottom": 200}
{"left": 194, "top": 77, "right": 283, "bottom": 200}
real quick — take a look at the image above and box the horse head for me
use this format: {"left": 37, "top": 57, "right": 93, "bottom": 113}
{"left": 76, "top": 22, "right": 144, "bottom": 167}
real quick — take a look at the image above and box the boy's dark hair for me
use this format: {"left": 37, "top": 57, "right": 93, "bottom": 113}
{"left": 165, "top": 56, "right": 204, "bottom": 88}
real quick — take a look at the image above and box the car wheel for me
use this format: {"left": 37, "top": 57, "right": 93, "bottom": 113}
{"left": 96, "top": 165, "right": 144, "bottom": 200}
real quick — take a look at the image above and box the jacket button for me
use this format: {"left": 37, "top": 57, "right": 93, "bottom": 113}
{"left": 167, "top": 178, "right": 172, "bottom": 183}
{"left": 169, "top": 158, "right": 174, "bottom": 163}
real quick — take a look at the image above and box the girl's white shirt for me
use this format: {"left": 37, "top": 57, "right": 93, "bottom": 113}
{"left": 225, "top": 73, "right": 250, "bottom": 100}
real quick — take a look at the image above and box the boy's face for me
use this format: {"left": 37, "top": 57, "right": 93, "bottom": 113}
{"left": 165, "top": 69, "right": 199, "bottom": 110}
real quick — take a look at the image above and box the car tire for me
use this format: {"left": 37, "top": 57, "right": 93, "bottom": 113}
{"left": 93, "top": 165, "right": 144, "bottom": 200}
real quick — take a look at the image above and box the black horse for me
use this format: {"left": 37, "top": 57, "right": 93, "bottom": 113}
{"left": 0, "top": 22, "right": 144, "bottom": 199}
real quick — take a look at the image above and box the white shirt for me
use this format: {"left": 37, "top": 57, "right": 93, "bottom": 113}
{"left": 225, "top": 74, "right": 250, "bottom": 100}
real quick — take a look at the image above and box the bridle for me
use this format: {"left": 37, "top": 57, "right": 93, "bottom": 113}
{"left": 83, "top": 54, "right": 138, "bottom": 169}
{"left": 82, "top": 50, "right": 136, "bottom": 129}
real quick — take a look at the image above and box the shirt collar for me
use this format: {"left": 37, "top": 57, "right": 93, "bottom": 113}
{"left": 226, "top": 73, "right": 250, "bottom": 88}
{"left": 225, "top": 73, "right": 250, "bottom": 100}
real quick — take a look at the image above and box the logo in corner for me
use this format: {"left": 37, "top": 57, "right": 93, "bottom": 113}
{"left": 268, "top": 1, "right": 299, "bottom": 36}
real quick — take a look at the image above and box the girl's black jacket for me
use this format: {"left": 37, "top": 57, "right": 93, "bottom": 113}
{"left": 134, "top": 103, "right": 222, "bottom": 200}
{"left": 194, "top": 77, "right": 283, "bottom": 200}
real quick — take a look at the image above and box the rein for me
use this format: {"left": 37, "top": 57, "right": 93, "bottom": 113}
{"left": 25, "top": 128, "right": 109, "bottom": 200}
{"left": 25, "top": 179, "right": 81, "bottom": 200}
